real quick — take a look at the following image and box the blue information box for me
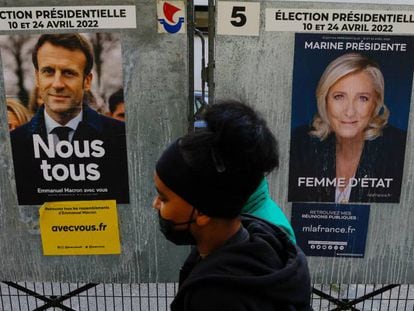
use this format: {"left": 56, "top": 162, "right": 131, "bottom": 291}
{"left": 291, "top": 203, "right": 370, "bottom": 257}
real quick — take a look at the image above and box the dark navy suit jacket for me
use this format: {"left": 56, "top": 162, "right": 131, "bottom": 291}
{"left": 288, "top": 125, "right": 406, "bottom": 203}
{"left": 10, "top": 106, "right": 129, "bottom": 205}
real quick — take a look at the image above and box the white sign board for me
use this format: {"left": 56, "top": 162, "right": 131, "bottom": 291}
{"left": 0, "top": 6, "right": 136, "bottom": 31}
{"left": 217, "top": 1, "right": 260, "bottom": 36}
{"left": 266, "top": 8, "right": 414, "bottom": 34}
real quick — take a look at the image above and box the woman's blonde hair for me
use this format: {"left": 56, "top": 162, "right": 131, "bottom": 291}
{"left": 7, "top": 98, "right": 32, "bottom": 129}
{"left": 310, "top": 53, "right": 389, "bottom": 141}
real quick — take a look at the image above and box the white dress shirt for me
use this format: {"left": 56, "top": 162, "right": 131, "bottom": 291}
{"left": 44, "top": 109, "right": 83, "bottom": 143}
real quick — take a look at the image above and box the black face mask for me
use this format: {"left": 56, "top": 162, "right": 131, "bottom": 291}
{"left": 158, "top": 208, "right": 196, "bottom": 245}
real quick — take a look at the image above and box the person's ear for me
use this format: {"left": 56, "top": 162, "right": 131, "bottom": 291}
{"left": 35, "top": 70, "right": 39, "bottom": 88}
{"left": 195, "top": 211, "right": 210, "bottom": 227}
{"left": 83, "top": 73, "right": 93, "bottom": 91}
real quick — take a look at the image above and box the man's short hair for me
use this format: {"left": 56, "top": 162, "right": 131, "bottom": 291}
{"left": 32, "top": 33, "right": 94, "bottom": 76}
{"left": 108, "top": 88, "right": 124, "bottom": 113}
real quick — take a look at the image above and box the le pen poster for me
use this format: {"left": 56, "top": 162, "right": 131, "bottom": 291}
{"left": 288, "top": 33, "right": 414, "bottom": 204}
{"left": 2, "top": 32, "right": 130, "bottom": 205}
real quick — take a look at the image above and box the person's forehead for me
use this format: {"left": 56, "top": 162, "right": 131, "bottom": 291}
{"left": 331, "top": 71, "right": 374, "bottom": 91}
{"left": 154, "top": 173, "right": 177, "bottom": 198}
{"left": 37, "top": 42, "right": 87, "bottom": 68}
{"left": 154, "top": 173, "right": 167, "bottom": 192}
{"left": 154, "top": 173, "right": 194, "bottom": 211}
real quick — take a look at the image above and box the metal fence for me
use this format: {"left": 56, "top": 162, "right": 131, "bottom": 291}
{"left": 0, "top": 282, "right": 413, "bottom": 310}
{"left": 312, "top": 284, "right": 413, "bottom": 310}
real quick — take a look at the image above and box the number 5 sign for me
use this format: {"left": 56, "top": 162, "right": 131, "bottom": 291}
{"left": 217, "top": 2, "right": 260, "bottom": 36}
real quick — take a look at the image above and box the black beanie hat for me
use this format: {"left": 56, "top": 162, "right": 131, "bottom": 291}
{"left": 155, "top": 139, "right": 261, "bottom": 218}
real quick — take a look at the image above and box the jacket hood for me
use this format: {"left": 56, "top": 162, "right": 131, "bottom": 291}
{"left": 242, "top": 178, "right": 268, "bottom": 213}
{"left": 241, "top": 178, "right": 297, "bottom": 243}
{"left": 177, "top": 214, "right": 311, "bottom": 309}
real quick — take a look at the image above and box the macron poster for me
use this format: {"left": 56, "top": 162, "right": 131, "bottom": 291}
{"left": 2, "top": 32, "right": 129, "bottom": 204}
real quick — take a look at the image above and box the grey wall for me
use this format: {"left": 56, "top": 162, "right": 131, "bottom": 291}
{"left": 215, "top": 1, "right": 414, "bottom": 284}
{"left": 1, "top": 0, "right": 413, "bottom": 286}
{"left": 0, "top": 0, "right": 189, "bottom": 283}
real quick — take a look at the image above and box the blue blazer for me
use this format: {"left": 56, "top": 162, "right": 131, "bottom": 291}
{"left": 10, "top": 106, "right": 130, "bottom": 205}
{"left": 288, "top": 125, "right": 406, "bottom": 203}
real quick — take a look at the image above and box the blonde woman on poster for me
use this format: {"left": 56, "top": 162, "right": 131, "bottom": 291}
{"left": 289, "top": 46, "right": 409, "bottom": 203}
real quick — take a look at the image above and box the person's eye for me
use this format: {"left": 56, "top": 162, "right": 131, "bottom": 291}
{"left": 63, "top": 70, "right": 76, "bottom": 77}
{"left": 333, "top": 94, "right": 344, "bottom": 100}
{"left": 41, "top": 68, "right": 54, "bottom": 75}
{"left": 359, "top": 96, "right": 369, "bottom": 102}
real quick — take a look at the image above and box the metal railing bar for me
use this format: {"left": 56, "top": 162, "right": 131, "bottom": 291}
{"left": 0, "top": 283, "right": 411, "bottom": 310}
{"left": 2, "top": 281, "right": 52, "bottom": 304}
{"left": 138, "top": 283, "right": 143, "bottom": 311}
{"left": 111, "top": 283, "right": 115, "bottom": 311}
{"left": 103, "top": 283, "right": 107, "bottom": 311}
{"left": 386, "top": 285, "right": 393, "bottom": 311}
{"left": 60, "top": 283, "right": 66, "bottom": 310}
{"left": 396, "top": 284, "right": 403, "bottom": 310}
{"left": 361, "top": 283, "right": 367, "bottom": 310}
{"left": 316, "top": 285, "right": 322, "bottom": 311}
{"left": 379, "top": 284, "right": 385, "bottom": 310}
{"left": 128, "top": 284, "right": 133, "bottom": 311}
{"left": 74, "top": 283, "right": 79, "bottom": 310}
{"left": 32, "top": 301, "right": 75, "bottom": 311}
{"left": 94, "top": 283, "right": 99, "bottom": 311}
{"left": 395, "top": 284, "right": 402, "bottom": 311}
{"left": 312, "top": 287, "right": 359, "bottom": 310}
{"left": 7, "top": 282, "right": 13, "bottom": 311}
{"left": 120, "top": 283, "right": 125, "bottom": 311}
{"left": 330, "top": 284, "right": 400, "bottom": 311}
{"left": 312, "top": 287, "right": 344, "bottom": 307}
{"left": 160, "top": 283, "right": 165, "bottom": 311}
{"left": 41, "top": 282, "right": 46, "bottom": 308}
{"left": 155, "top": 283, "right": 159, "bottom": 311}
{"left": 16, "top": 282, "right": 23, "bottom": 311}
{"left": 310, "top": 285, "right": 318, "bottom": 311}
{"left": 330, "top": 284, "right": 337, "bottom": 310}
{"left": 32, "top": 283, "right": 98, "bottom": 311}
{"left": 34, "top": 282, "right": 39, "bottom": 309}
{"left": 146, "top": 283, "right": 150, "bottom": 311}
{"left": 0, "top": 282, "right": 6, "bottom": 310}
{"left": 345, "top": 283, "right": 351, "bottom": 307}
{"left": 403, "top": 283, "right": 410, "bottom": 311}
{"left": 24, "top": 282, "right": 30, "bottom": 311}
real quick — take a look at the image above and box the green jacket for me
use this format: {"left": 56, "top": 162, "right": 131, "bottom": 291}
{"left": 242, "top": 179, "right": 296, "bottom": 243}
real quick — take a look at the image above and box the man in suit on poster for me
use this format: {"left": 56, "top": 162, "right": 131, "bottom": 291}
{"left": 10, "top": 33, "right": 129, "bottom": 205}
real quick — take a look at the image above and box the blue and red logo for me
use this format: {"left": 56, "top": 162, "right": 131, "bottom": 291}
{"left": 158, "top": 2, "right": 185, "bottom": 34}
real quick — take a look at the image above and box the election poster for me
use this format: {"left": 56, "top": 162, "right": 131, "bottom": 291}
{"left": 288, "top": 33, "right": 414, "bottom": 204}
{"left": 2, "top": 32, "right": 130, "bottom": 205}
{"left": 291, "top": 203, "right": 370, "bottom": 258}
